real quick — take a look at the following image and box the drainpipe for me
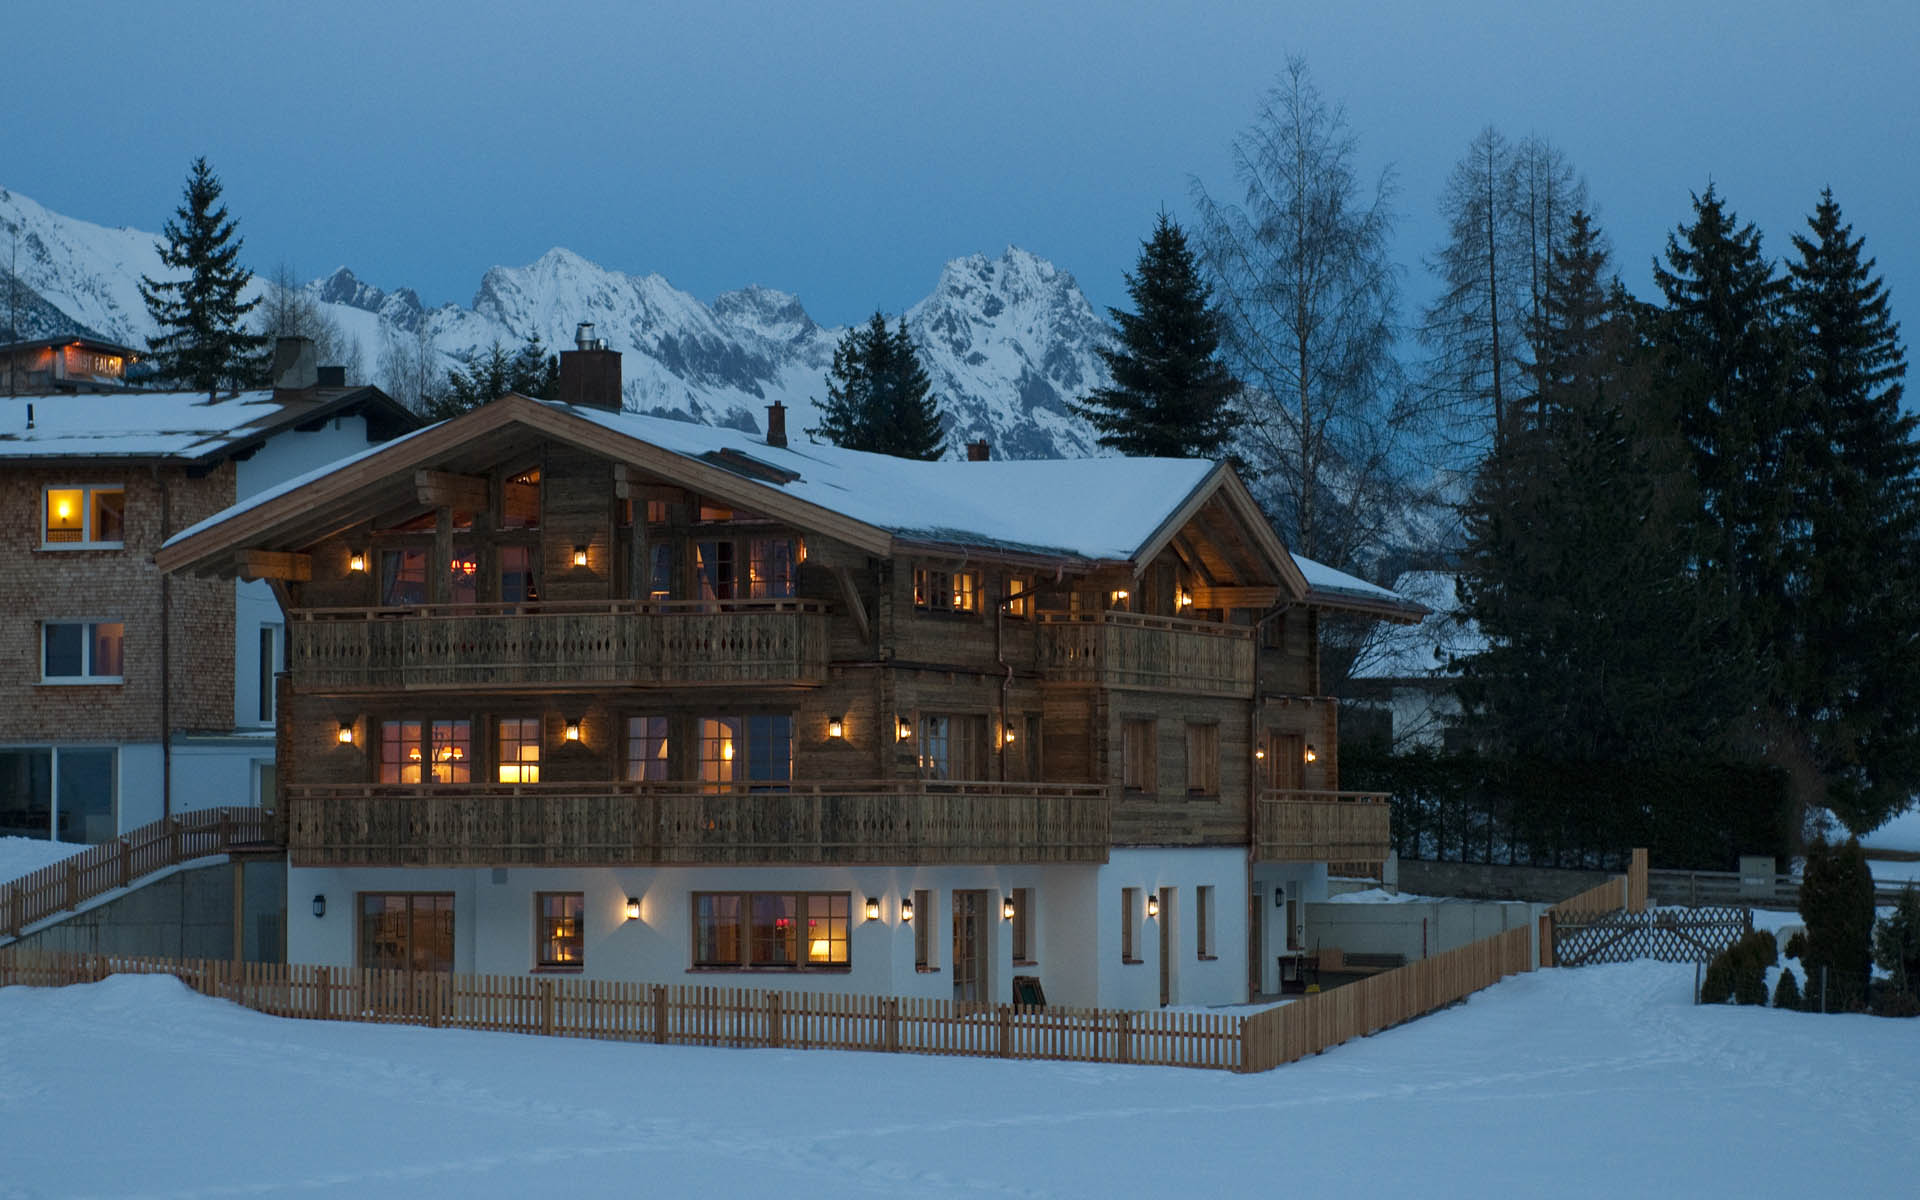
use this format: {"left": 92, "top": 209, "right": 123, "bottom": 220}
{"left": 156, "top": 465, "right": 173, "bottom": 820}
{"left": 995, "top": 581, "right": 1036, "bottom": 783}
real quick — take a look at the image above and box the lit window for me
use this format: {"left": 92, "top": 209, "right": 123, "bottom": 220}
{"left": 694, "top": 540, "right": 735, "bottom": 601}
{"left": 496, "top": 717, "right": 541, "bottom": 783}
{"left": 625, "top": 715, "right": 669, "bottom": 781}
{"left": 430, "top": 720, "right": 470, "bottom": 783}
{"left": 698, "top": 715, "right": 791, "bottom": 791}
{"left": 693, "top": 891, "right": 849, "bottom": 970}
{"left": 379, "top": 720, "right": 422, "bottom": 784}
{"left": 1011, "top": 887, "right": 1035, "bottom": 964}
{"left": 748, "top": 538, "right": 797, "bottom": 598}
{"left": 377, "top": 719, "right": 470, "bottom": 784}
{"left": 449, "top": 550, "right": 479, "bottom": 604}
{"left": 502, "top": 469, "right": 541, "bottom": 529}
{"left": 500, "top": 545, "right": 538, "bottom": 603}
{"left": 1006, "top": 577, "right": 1031, "bottom": 618}
{"left": 379, "top": 549, "right": 428, "bottom": 606}
{"left": 913, "top": 566, "right": 978, "bottom": 613}
{"left": 41, "top": 621, "right": 123, "bottom": 682}
{"left": 535, "top": 892, "right": 583, "bottom": 969}
{"left": 43, "top": 485, "right": 125, "bottom": 547}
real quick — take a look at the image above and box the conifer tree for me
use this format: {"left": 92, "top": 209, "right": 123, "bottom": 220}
{"left": 1072, "top": 213, "right": 1241, "bottom": 458}
{"left": 808, "top": 312, "right": 945, "bottom": 460}
{"left": 430, "top": 334, "right": 558, "bottom": 419}
{"left": 139, "top": 158, "right": 269, "bottom": 394}
{"left": 1783, "top": 189, "right": 1920, "bottom": 832}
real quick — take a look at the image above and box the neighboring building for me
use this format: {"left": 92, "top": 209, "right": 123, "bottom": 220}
{"left": 157, "top": 342, "right": 1424, "bottom": 1008}
{"left": 1343, "top": 570, "right": 1482, "bottom": 752}
{"left": 1, "top": 336, "right": 142, "bottom": 395}
{"left": 0, "top": 340, "right": 418, "bottom": 844}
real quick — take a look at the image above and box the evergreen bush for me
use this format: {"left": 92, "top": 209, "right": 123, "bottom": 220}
{"left": 1773, "top": 966, "right": 1801, "bottom": 1009}
{"left": 1872, "top": 883, "right": 1920, "bottom": 997}
{"left": 1799, "top": 836, "right": 1876, "bottom": 1011}
{"left": 1784, "top": 930, "right": 1805, "bottom": 960}
{"left": 1700, "top": 956, "right": 1734, "bottom": 1004}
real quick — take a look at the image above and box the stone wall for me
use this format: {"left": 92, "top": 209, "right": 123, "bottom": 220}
{"left": 10, "top": 859, "right": 285, "bottom": 962}
{"left": 1396, "top": 858, "right": 1616, "bottom": 904}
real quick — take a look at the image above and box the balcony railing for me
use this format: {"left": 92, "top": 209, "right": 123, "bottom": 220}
{"left": 1035, "top": 612, "right": 1254, "bottom": 696}
{"left": 285, "top": 779, "right": 1112, "bottom": 867}
{"left": 1254, "top": 789, "right": 1392, "bottom": 871}
{"left": 288, "top": 599, "right": 829, "bottom": 691}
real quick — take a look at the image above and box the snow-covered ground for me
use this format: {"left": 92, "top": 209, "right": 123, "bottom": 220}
{"left": 3, "top": 964, "right": 1915, "bottom": 1198}
{"left": 0, "top": 836, "right": 82, "bottom": 886}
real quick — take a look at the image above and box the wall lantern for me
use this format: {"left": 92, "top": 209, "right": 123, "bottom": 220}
{"left": 563, "top": 720, "right": 582, "bottom": 742}
{"left": 1145, "top": 893, "right": 1160, "bottom": 920}
{"left": 336, "top": 722, "right": 354, "bottom": 745}
{"left": 1002, "top": 896, "right": 1016, "bottom": 921}
{"left": 896, "top": 716, "right": 913, "bottom": 742}
{"left": 1110, "top": 589, "right": 1130, "bottom": 607}
{"left": 900, "top": 896, "right": 915, "bottom": 923}
{"left": 1304, "top": 744, "right": 1319, "bottom": 764}
{"left": 311, "top": 894, "right": 326, "bottom": 919}
{"left": 347, "top": 552, "right": 366, "bottom": 573}
{"left": 827, "top": 716, "right": 844, "bottom": 740}
{"left": 1254, "top": 745, "right": 1267, "bottom": 761}
{"left": 572, "top": 545, "right": 589, "bottom": 568}
{"left": 1177, "top": 590, "right": 1194, "bottom": 610}
{"left": 865, "top": 897, "right": 881, "bottom": 922}
{"left": 1001, "top": 725, "right": 1016, "bottom": 746}
{"left": 625, "top": 897, "right": 642, "bottom": 921}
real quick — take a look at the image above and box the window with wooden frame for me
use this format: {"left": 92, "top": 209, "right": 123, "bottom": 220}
{"left": 42, "top": 484, "right": 125, "bottom": 547}
{"left": 913, "top": 888, "right": 936, "bottom": 970}
{"left": 692, "top": 891, "right": 849, "bottom": 970}
{"left": 358, "top": 892, "right": 454, "bottom": 973}
{"left": 1185, "top": 722, "right": 1219, "bottom": 796}
{"left": 499, "top": 544, "right": 539, "bottom": 603}
{"left": 693, "top": 539, "right": 736, "bottom": 600}
{"left": 41, "top": 621, "right": 123, "bottom": 683}
{"left": 698, "top": 716, "right": 792, "bottom": 790}
{"left": 449, "top": 546, "right": 480, "bottom": 604}
{"left": 918, "top": 713, "right": 988, "bottom": 780}
{"left": 1196, "top": 885, "right": 1215, "bottom": 959}
{"left": 1122, "top": 719, "right": 1156, "bottom": 793}
{"left": 747, "top": 537, "right": 797, "bottom": 598}
{"left": 625, "top": 715, "right": 669, "bottom": 781}
{"left": 378, "top": 547, "right": 428, "bottom": 606}
{"left": 1005, "top": 576, "right": 1032, "bottom": 618}
{"left": 501, "top": 468, "right": 540, "bottom": 529}
{"left": 378, "top": 719, "right": 471, "bottom": 784}
{"left": 257, "top": 625, "right": 280, "bottom": 722}
{"left": 912, "top": 565, "right": 979, "bottom": 614}
{"left": 534, "top": 892, "right": 583, "bottom": 970}
{"left": 495, "top": 717, "right": 541, "bottom": 783}
{"left": 1121, "top": 886, "right": 1140, "bottom": 963}
{"left": 1010, "top": 886, "right": 1035, "bottom": 964}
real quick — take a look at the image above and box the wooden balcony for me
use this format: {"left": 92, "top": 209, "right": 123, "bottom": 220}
{"left": 1254, "top": 789, "right": 1392, "bottom": 871}
{"left": 287, "top": 600, "right": 829, "bottom": 692}
{"left": 1035, "top": 612, "right": 1254, "bottom": 696}
{"left": 285, "top": 779, "right": 1112, "bottom": 867}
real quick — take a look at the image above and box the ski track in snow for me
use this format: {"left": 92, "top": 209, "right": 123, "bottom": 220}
{"left": 2, "top": 964, "right": 1916, "bottom": 1198}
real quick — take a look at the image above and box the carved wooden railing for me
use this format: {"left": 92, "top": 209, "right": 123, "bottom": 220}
{"left": 1035, "top": 612, "right": 1254, "bottom": 696}
{"left": 2, "top": 807, "right": 278, "bottom": 941}
{"left": 288, "top": 599, "right": 830, "bottom": 691}
{"left": 1253, "top": 788, "right": 1392, "bottom": 871}
{"left": 286, "top": 779, "right": 1112, "bottom": 867}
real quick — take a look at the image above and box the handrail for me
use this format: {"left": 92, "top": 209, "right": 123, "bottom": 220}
{"left": 1035, "top": 610, "right": 1254, "bottom": 639}
{"left": 292, "top": 598, "right": 830, "bottom": 620}
{"left": 1258, "top": 789, "right": 1390, "bottom": 806}
{"left": 1, "top": 807, "right": 276, "bottom": 941}
{"left": 286, "top": 778, "right": 1110, "bottom": 800}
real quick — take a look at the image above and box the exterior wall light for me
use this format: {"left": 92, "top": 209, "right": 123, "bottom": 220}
{"left": 1145, "top": 893, "right": 1160, "bottom": 919}
{"left": 1304, "top": 744, "right": 1318, "bottom": 764}
{"left": 625, "top": 897, "right": 642, "bottom": 921}
{"left": 347, "top": 552, "right": 366, "bottom": 573}
{"left": 1254, "top": 745, "right": 1267, "bottom": 760}
{"left": 1001, "top": 725, "right": 1016, "bottom": 746}
{"left": 865, "top": 897, "right": 881, "bottom": 921}
{"left": 828, "top": 716, "right": 844, "bottom": 739}
{"left": 564, "top": 720, "right": 582, "bottom": 742}
{"left": 896, "top": 716, "right": 913, "bottom": 742}
{"left": 1177, "top": 589, "right": 1194, "bottom": 609}
{"left": 1110, "top": 589, "right": 1130, "bottom": 607}
{"left": 572, "top": 546, "right": 589, "bottom": 567}
{"left": 900, "top": 896, "right": 914, "bottom": 922}
{"left": 336, "top": 722, "right": 354, "bottom": 745}
{"left": 1002, "top": 896, "right": 1016, "bottom": 921}
{"left": 312, "top": 894, "right": 326, "bottom": 919}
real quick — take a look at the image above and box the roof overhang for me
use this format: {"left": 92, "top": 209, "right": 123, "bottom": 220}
{"left": 1129, "top": 462, "right": 1310, "bottom": 597}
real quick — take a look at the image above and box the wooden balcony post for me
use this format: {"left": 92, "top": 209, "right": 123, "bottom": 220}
{"left": 767, "top": 991, "right": 784, "bottom": 1049}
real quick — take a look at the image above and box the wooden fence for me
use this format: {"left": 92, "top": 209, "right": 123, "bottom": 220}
{"left": 1548, "top": 848, "right": 1647, "bottom": 918}
{"left": 1, "top": 808, "right": 275, "bottom": 940}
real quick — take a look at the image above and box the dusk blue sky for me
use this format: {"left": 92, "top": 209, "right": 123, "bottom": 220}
{"left": 6, "top": 1, "right": 1915, "bottom": 336}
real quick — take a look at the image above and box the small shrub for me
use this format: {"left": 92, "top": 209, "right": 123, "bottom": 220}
{"left": 1800, "top": 835, "right": 1876, "bottom": 1003}
{"left": 1733, "top": 929, "right": 1778, "bottom": 971}
{"left": 1773, "top": 967, "right": 1801, "bottom": 1009}
{"left": 1872, "top": 884, "right": 1920, "bottom": 996}
{"left": 1700, "top": 957, "right": 1734, "bottom": 1004}
{"left": 1734, "top": 963, "right": 1769, "bottom": 1006}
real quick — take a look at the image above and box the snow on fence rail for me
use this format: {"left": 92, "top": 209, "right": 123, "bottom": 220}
{"left": 1, "top": 808, "right": 274, "bottom": 940}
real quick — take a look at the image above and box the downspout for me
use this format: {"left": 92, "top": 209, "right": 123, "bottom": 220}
{"left": 156, "top": 465, "right": 173, "bottom": 820}
{"left": 995, "top": 581, "right": 1037, "bottom": 783}
{"left": 1247, "top": 600, "right": 1296, "bottom": 999}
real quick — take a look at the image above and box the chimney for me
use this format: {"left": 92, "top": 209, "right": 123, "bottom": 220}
{"left": 558, "top": 321, "right": 622, "bottom": 411}
{"left": 315, "top": 365, "right": 346, "bottom": 388}
{"left": 765, "top": 400, "right": 787, "bottom": 448}
{"left": 967, "top": 439, "right": 990, "bottom": 461}
{"left": 270, "top": 336, "right": 318, "bottom": 390}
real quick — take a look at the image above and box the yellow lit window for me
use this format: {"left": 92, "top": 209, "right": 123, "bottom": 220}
{"left": 496, "top": 717, "right": 541, "bottom": 783}
{"left": 536, "top": 892, "right": 583, "bottom": 968}
{"left": 44, "top": 485, "right": 124, "bottom": 546}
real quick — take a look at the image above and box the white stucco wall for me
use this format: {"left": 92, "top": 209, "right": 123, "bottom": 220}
{"left": 1091, "top": 848, "right": 1249, "bottom": 1010}
{"left": 1251, "top": 861, "right": 1330, "bottom": 996}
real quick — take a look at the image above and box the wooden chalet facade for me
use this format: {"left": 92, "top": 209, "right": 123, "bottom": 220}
{"left": 156, "top": 345, "right": 1423, "bottom": 1008}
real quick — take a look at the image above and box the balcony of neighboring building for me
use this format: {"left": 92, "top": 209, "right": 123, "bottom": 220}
{"left": 1034, "top": 611, "right": 1255, "bottom": 697}
{"left": 282, "top": 778, "right": 1112, "bottom": 868}
{"left": 286, "top": 598, "right": 831, "bottom": 692}
{"left": 1253, "top": 788, "right": 1392, "bottom": 872}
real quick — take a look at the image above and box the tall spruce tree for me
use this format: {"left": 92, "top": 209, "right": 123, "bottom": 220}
{"left": 808, "top": 312, "right": 945, "bottom": 460}
{"left": 1072, "top": 213, "right": 1241, "bottom": 458}
{"left": 1784, "top": 190, "right": 1920, "bottom": 832}
{"left": 139, "top": 158, "right": 268, "bottom": 394}
{"left": 430, "top": 334, "right": 558, "bottom": 419}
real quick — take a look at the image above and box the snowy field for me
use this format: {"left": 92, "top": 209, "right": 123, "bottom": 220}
{"left": 3, "top": 964, "right": 1916, "bottom": 1198}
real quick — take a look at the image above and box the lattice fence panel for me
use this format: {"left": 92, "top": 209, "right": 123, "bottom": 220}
{"left": 1554, "top": 905, "right": 1753, "bottom": 967}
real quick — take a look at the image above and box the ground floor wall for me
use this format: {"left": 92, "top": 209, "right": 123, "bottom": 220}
{"left": 288, "top": 848, "right": 1255, "bottom": 1010}
{"left": 11, "top": 858, "right": 285, "bottom": 962}
{"left": 1250, "top": 861, "right": 1331, "bottom": 996}
{"left": 1, "top": 736, "right": 272, "bottom": 844}
{"left": 1304, "top": 898, "right": 1542, "bottom": 963}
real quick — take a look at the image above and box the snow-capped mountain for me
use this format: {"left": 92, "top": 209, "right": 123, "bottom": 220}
{"left": 1, "top": 185, "right": 1108, "bottom": 458}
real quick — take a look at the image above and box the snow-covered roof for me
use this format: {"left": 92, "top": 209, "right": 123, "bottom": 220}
{"left": 0, "top": 386, "right": 412, "bottom": 463}
{"left": 1349, "top": 570, "right": 1484, "bottom": 680}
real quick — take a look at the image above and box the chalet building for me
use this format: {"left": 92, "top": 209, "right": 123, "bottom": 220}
{"left": 0, "top": 339, "right": 416, "bottom": 845}
{"left": 1, "top": 336, "right": 143, "bottom": 395}
{"left": 156, "top": 340, "right": 1423, "bottom": 1008}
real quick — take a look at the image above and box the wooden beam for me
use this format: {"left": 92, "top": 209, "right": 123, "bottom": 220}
{"left": 415, "top": 469, "right": 488, "bottom": 511}
{"left": 834, "top": 565, "right": 870, "bottom": 641}
{"left": 235, "top": 550, "right": 312, "bottom": 582}
{"left": 1169, "top": 531, "right": 1219, "bottom": 586}
{"left": 1191, "top": 585, "right": 1281, "bottom": 609}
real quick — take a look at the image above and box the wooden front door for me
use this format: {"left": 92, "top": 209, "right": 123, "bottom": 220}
{"left": 1270, "top": 733, "right": 1305, "bottom": 790}
{"left": 1158, "top": 886, "right": 1175, "bottom": 1006}
{"left": 952, "top": 889, "right": 987, "bottom": 1004}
